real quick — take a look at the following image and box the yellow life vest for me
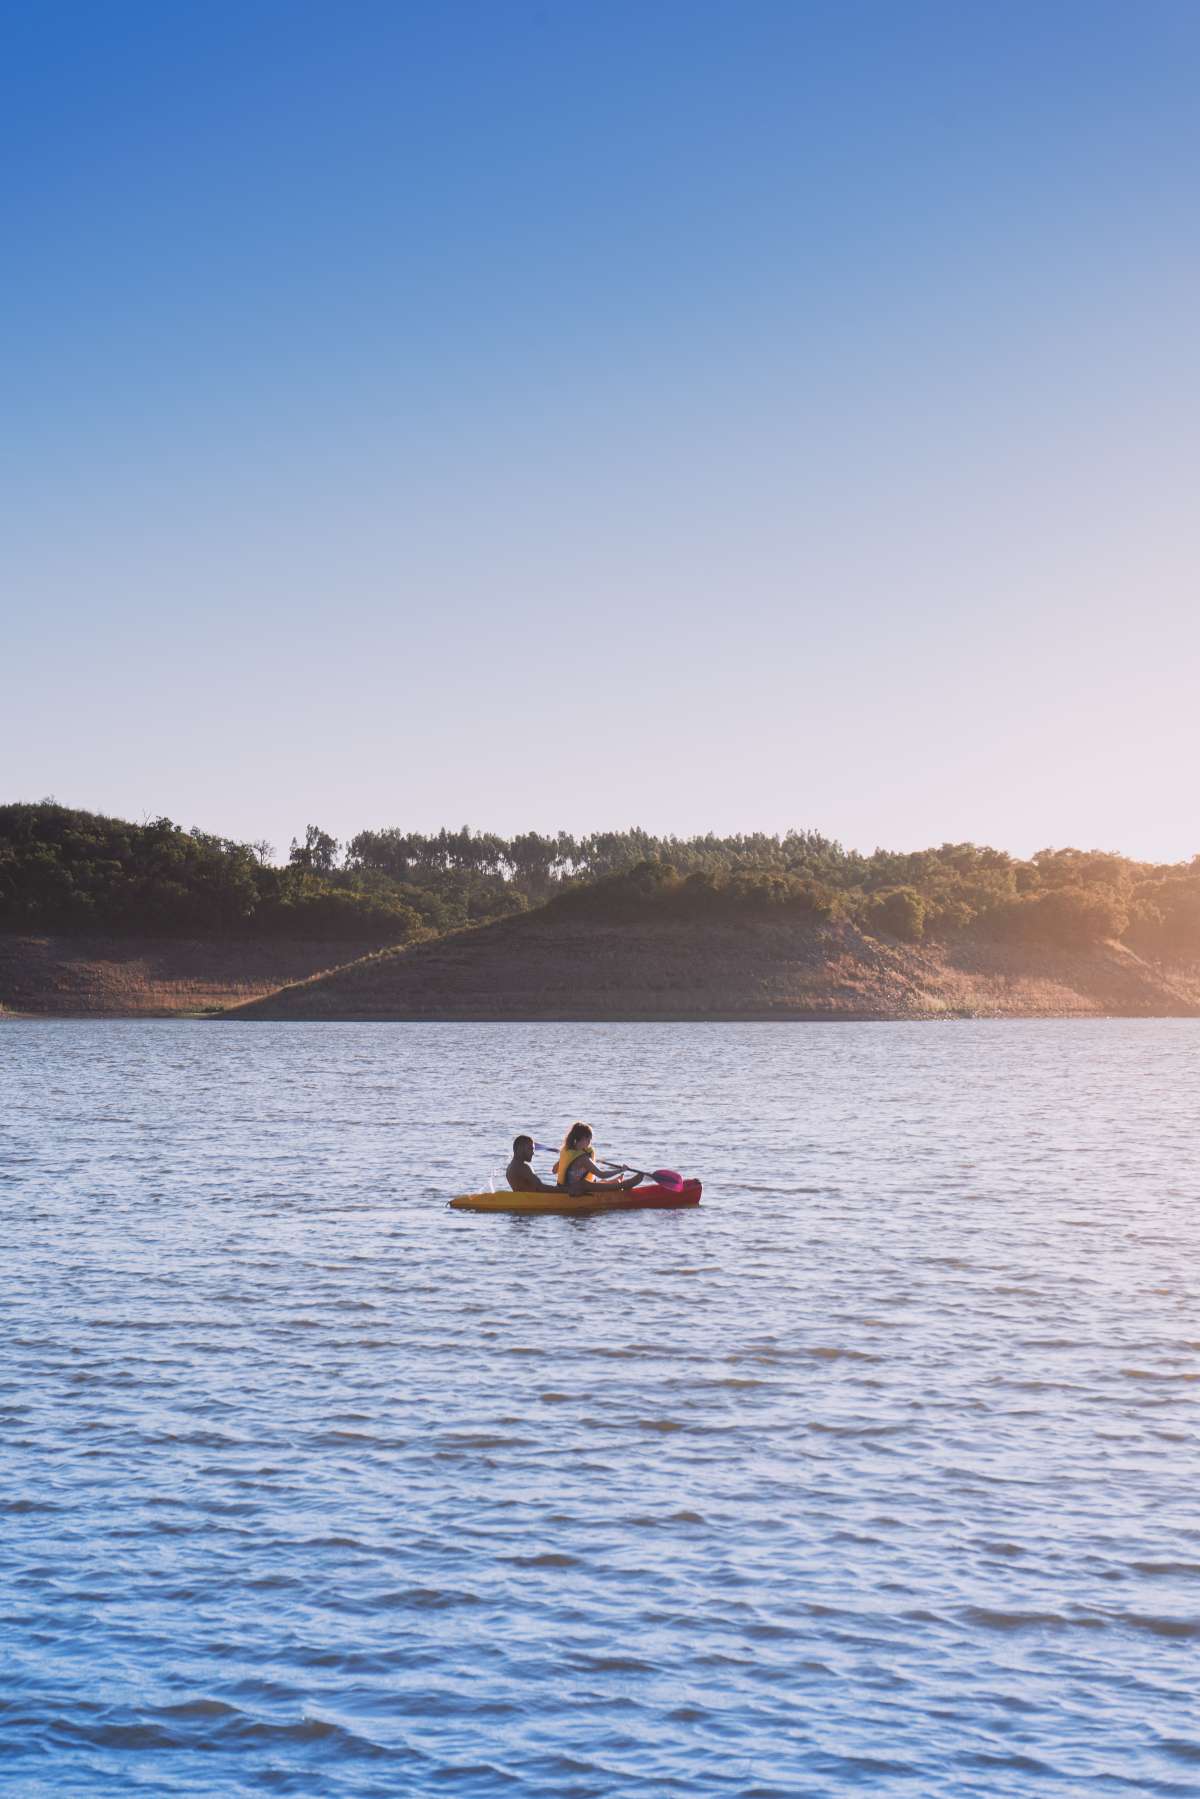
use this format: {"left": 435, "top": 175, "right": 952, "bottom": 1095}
{"left": 557, "top": 1144, "right": 595, "bottom": 1187}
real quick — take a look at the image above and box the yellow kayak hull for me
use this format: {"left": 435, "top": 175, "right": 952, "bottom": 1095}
{"left": 450, "top": 1178, "right": 702, "bottom": 1216}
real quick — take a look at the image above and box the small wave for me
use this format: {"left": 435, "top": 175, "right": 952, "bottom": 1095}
{"left": 378, "top": 1586, "right": 483, "bottom": 1610}
{"left": 1121, "top": 1367, "right": 1200, "bottom": 1383}
{"left": 310, "top": 1430, "right": 407, "bottom": 1447}
{"left": 739, "top": 1182, "right": 830, "bottom": 1195}
{"left": 1124, "top": 1613, "right": 1200, "bottom": 1639}
{"left": 963, "top": 1751, "right": 1053, "bottom": 1775}
{"left": 569, "top": 1652, "right": 655, "bottom": 1673}
{"left": 41, "top": 1704, "right": 393, "bottom": 1757}
{"left": 261, "top": 1713, "right": 392, "bottom": 1756}
{"left": 964, "top": 1607, "right": 1106, "bottom": 1632}
{"left": 744, "top": 1620, "right": 799, "bottom": 1642}
{"left": 625, "top": 1508, "right": 705, "bottom": 1527}
{"left": 146, "top": 1429, "right": 249, "bottom": 1450}
{"left": 808, "top": 1420, "right": 903, "bottom": 1437}
{"left": 816, "top": 1752, "right": 923, "bottom": 1780}
{"left": 55, "top": 1722, "right": 181, "bottom": 1750}
{"left": 1160, "top": 1739, "right": 1200, "bottom": 1764}
{"left": 154, "top": 1698, "right": 241, "bottom": 1722}
{"left": 437, "top": 1432, "right": 531, "bottom": 1448}
{"left": 503, "top": 1551, "right": 580, "bottom": 1569}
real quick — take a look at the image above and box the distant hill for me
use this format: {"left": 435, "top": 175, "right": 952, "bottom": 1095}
{"left": 6, "top": 804, "right": 1200, "bottom": 1018}
{"left": 225, "top": 911, "right": 1200, "bottom": 1022}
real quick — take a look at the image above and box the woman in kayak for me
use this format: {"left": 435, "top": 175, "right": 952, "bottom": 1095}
{"left": 556, "top": 1122, "right": 643, "bottom": 1196}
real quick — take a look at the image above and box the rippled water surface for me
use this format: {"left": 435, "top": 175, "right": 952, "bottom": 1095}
{"left": 2, "top": 1019, "right": 1198, "bottom": 1796}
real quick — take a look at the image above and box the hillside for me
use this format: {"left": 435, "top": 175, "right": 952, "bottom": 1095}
{"left": 225, "top": 914, "right": 1200, "bottom": 1022}
{"left": 0, "top": 933, "right": 379, "bottom": 1018}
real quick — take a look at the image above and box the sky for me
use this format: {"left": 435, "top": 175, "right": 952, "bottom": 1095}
{"left": 3, "top": 0, "right": 1198, "bottom": 864}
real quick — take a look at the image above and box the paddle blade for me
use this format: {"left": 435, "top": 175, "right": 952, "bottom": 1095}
{"left": 650, "top": 1169, "right": 685, "bottom": 1192}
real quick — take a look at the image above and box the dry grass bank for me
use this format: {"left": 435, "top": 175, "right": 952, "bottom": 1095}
{"left": 0, "top": 933, "right": 376, "bottom": 1018}
{"left": 224, "top": 916, "right": 1200, "bottom": 1022}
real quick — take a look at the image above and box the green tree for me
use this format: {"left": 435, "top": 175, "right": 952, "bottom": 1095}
{"left": 289, "top": 825, "right": 340, "bottom": 874}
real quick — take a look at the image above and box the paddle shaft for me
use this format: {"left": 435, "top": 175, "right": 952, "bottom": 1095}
{"left": 532, "top": 1140, "right": 653, "bottom": 1168}
{"left": 530, "top": 1141, "right": 682, "bottom": 1190}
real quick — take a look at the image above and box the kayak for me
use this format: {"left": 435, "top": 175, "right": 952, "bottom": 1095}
{"left": 450, "top": 1178, "right": 702, "bottom": 1216}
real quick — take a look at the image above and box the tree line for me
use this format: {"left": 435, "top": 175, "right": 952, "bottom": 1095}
{"left": 325, "top": 823, "right": 852, "bottom": 891}
{"left": 331, "top": 823, "right": 1200, "bottom": 953}
{"left": 0, "top": 805, "right": 426, "bottom": 941}
{"left": 2, "top": 803, "right": 1199, "bottom": 955}
{"left": 543, "top": 844, "right": 1200, "bottom": 954}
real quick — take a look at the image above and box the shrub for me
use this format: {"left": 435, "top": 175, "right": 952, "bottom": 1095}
{"left": 980, "top": 885, "right": 1128, "bottom": 946}
{"left": 866, "top": 887, "right": 926, "bottom": 942}
{"left": 547, "top": 862, "right": 837, "bottom": 925}
{"left": 1125, "top": 880, "right": 1200, "bottom": 957}
{"left": 257, "top": 884, "right": 423, "bottom": 941}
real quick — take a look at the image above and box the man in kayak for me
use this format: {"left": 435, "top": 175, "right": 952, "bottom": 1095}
{"left": 505, "top": 1135, "right": 556, "bottom": 1193}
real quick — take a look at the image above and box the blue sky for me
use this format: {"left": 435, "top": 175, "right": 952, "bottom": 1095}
{"left": 4, "top": 0, "right": 1197, "bottom": 862}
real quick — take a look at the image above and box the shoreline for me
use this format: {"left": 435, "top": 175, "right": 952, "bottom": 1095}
{"left": 7, "top": 1010, "right": 1197, "bottom": 1023}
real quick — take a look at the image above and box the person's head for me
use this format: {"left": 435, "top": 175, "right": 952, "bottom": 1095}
{"left": 512, "top": 1134, "right": 534, "bottom": 1163}
{"left": 563, "top": 1121, "right": 593, "bottom": 1152}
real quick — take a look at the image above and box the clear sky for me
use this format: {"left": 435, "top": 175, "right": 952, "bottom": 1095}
{"left": 4, "top": 0, "right": 1197, "bottom": 863}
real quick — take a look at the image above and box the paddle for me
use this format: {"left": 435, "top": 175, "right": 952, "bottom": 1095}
{"left": 531, "top": 1142, "right": 685, "bottom": 1193}
{"left": 604, "top": 1163, "right": 686, "bottom": 1193}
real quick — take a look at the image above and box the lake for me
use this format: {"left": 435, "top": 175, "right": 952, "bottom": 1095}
{"left": 1, "top": 1019, "right": 1197, "bottom": 1796}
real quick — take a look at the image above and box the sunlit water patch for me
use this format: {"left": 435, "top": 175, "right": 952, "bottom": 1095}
{"left": 1, "top": 1019, "right": 1198, "bottom": 1795}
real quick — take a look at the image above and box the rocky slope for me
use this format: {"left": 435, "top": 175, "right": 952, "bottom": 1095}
{"left": 224, "top": 916, "right": 1200, "bottom": 1021}
{"left": 0, "top": 933, "right": 385, "bottom": 1018}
